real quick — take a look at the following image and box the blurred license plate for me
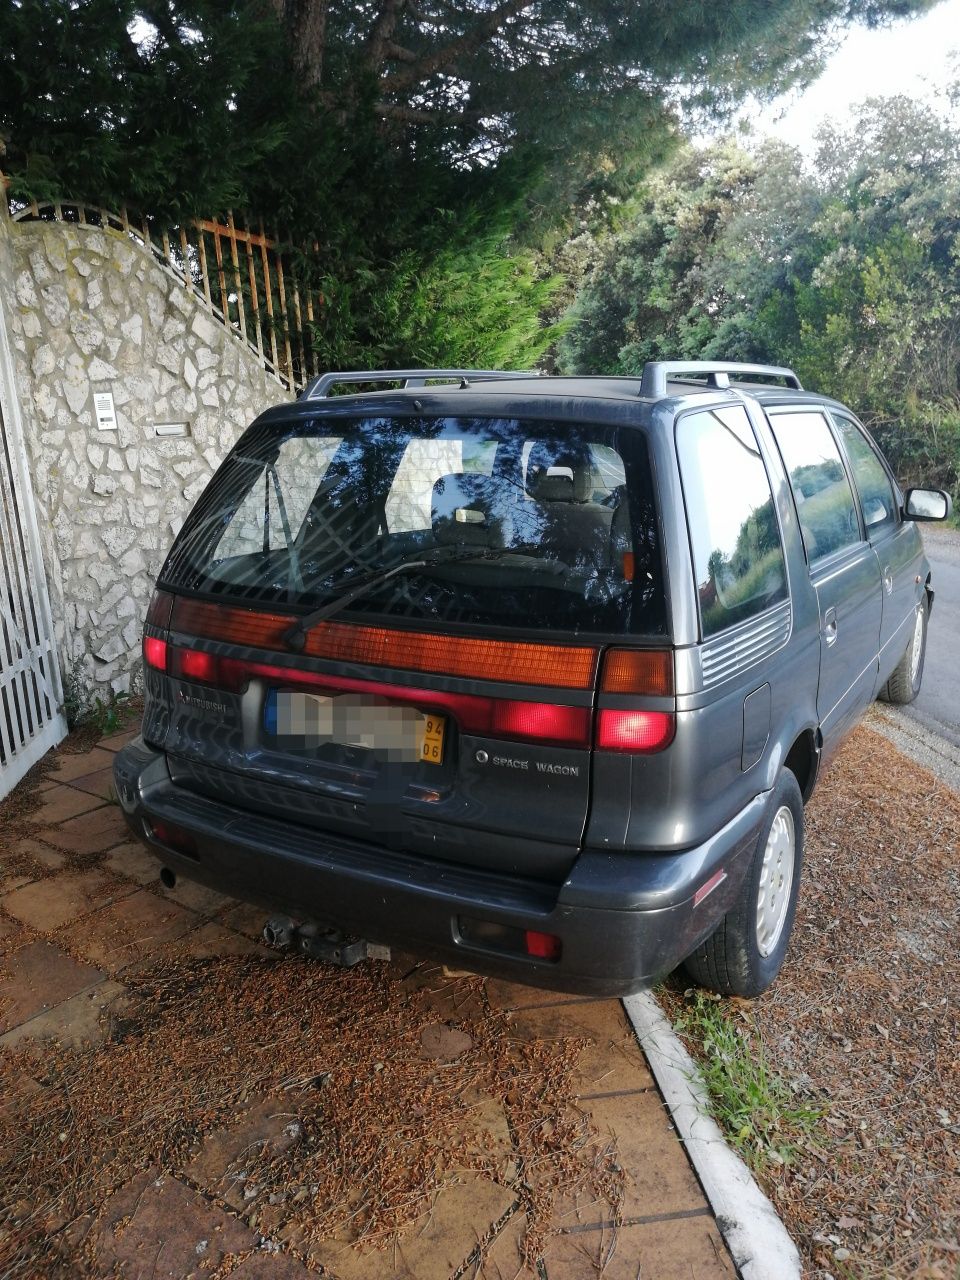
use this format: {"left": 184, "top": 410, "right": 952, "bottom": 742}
{"left": 266, "top": 691, "right": 445, "bottom": 764}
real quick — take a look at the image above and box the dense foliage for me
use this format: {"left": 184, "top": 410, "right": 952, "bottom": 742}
{"left": 0, "top": 0, "right": 936, "bottom": 369}
{"left": 561, "top": 94, "right": 960, "bottom": 499}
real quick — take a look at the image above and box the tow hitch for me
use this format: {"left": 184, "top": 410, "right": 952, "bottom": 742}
{"left": 262, "top": 915, "right": 391, "bottom": 967}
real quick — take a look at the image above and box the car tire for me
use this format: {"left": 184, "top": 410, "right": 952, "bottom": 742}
{"left": 682, "top": 769, "right": 804, "bottom": 998}
{"left": 880, "top": 595, "right": 928, "bottom": 705}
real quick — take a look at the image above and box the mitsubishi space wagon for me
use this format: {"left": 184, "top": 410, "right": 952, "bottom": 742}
{"left": 114, "top": 362, "right": 952, "bottom": 996}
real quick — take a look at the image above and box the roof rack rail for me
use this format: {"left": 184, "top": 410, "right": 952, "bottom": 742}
{"left": 639, "top": 361, "right": 803, "bottom": 400}
{"left": 301, "top": 368, "right": 542, "bottom": 400}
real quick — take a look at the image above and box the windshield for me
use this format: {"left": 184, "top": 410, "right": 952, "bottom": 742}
{"left": 160, "top": 415, "right": 665, "bottom": 636}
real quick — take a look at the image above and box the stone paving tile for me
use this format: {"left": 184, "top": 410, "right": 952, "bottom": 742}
{"left": 0, "top": 870, "right": 32, "bottom": 895}
{"left": 2, "top": 868, "right": 118, "bottom": 931}
{"left": 156, "top": 875, "right": 235, "bottom": 916}
{"left": 64, "top": 765, "right": 117, "bottom": 801}
{"left": 541, "top": 1211, "right": 734, "bottom": 1278}
{"left": 57, "top": 888, "right": 199, "bottom": 975}
{"left": 40, "top": 802, "right": 131, "bottom": 855}
{"left": 2, "top": 868, "right": 125, "bottom": 932}
{"left": 51, "top": 746, "right": 117, "bottom": 782}
{"left": 70, "top": 1168, "right": 256, "bottom": 1278}
{"left": 186, "top": 1097, "right": 303, "bottom": 1211}
{"left": 485, "top": 977, "right": 597, "bottom": 1010}
{"left": 157, "top": 920, "right": 270, "bottom": 961}
{"left": 0, "top": 979, "right": 127, "bottom": 1051}
{"left": 96, "top": 727, "right": 141, "bottom": 753}
{"left": 219, "top": 902, "right": 271, "bottom": 940}
{"left": 226, "top": 1252, "right": 316, "bottom": 1278}
{"left": 105, "top": 840, "right": 161, "bottom": 885}
{"left": 8, "top": 836, "right": 67, "bottom": 875}
{"left": 581, "top": 1091, "right": 706, "bottom": 1223}
{"left": 0, "top": 912, "right": 28, "bottom": 951}
{"left": 0, "top": 940, "right": 103, "bottom": 1033}
{"left": 506, "top": 1000, "right": 656, "bottom": 1098}
{"left": 28, "top": 783, "right": 105, "bottom": 826}
{"left": 307, "top": 1175, "right": 516, "bottom": 1280}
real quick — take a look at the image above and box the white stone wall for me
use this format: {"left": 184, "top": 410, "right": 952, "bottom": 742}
{"left": 0, "top": 210, "right": 293, "bottom": 700}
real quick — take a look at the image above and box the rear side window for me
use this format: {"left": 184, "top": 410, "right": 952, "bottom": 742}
{"left": 830, "top": 413, "right": 899, "bottom": 540}
{"left": 768, "top": 411, "right": 861, "bottom": 563}
{"left": 677, "top": 406, "right": 788, "bottom": 637}
{"left": 161, "top": 415, "right": 666, "bottom": 637}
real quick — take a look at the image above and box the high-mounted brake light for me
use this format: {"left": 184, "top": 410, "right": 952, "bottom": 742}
{"left": 596, "top": 709, "right": 675, "bottom": 753}
{"left": 601, "top": 649, "right": 673, "bottom": 696}
{"left": 143, "top": 636, "right": 168, "bottom": 672}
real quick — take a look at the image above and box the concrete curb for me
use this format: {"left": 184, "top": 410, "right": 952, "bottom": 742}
{"left": 622, "top": 991, "right": 801, "bottom": 1280}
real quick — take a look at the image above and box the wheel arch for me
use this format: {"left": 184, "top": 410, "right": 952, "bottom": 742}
{"left": 784, "top": 728, "right": 820, "bottom": 803}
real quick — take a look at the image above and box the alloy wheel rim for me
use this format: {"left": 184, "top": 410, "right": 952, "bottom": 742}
{"left": 756, "top": 804, "right": 795, "bottom": 958}
{"left": 910, "top": 605, "right": 924, "bottom": 685}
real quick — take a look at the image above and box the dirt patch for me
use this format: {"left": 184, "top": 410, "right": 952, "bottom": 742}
{"left": 663, "top": 726, "right": 960, "bottom": 1278}
{"left": 0, "top": 955, "right": 622, "bottom": 1277}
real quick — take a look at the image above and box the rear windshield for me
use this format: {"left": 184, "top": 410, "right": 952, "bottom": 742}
{"left": 160, "top": 415, "right": 665, "bottom": 636}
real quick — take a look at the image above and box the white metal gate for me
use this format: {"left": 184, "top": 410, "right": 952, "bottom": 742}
{"left": 0, "top": 280, "right": 67, "bottom": 798}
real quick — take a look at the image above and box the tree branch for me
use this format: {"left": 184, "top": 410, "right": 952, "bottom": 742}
{"left": 378, "top": 0, "right": 534, "bottom": 93}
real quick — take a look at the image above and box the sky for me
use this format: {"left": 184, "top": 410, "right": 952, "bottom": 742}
{"left": 740, "top": 0, "right": 960, "bottom": 152}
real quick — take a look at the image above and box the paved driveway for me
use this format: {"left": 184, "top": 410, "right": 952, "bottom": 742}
{"left": 0, "top": 726, "right": 733, "bottom": 1279}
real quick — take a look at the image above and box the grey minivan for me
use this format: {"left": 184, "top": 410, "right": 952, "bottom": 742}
{"left": 114, "top": 362, "right": 952, "bottom": 997}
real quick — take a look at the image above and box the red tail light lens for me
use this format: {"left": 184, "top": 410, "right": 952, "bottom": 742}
{"left": 167, "top": 646, "right": 591, "bottom": 748}
{"left": 148, "top": 818, "right": 196, "bottom": 856}
{"left": 596, "top": 709, "right": 675, "bottom": 753}
{"left": 174, "top": 648, "right": 218, "bottom": 683}
{"left": 525, "top": 930, "right": 562, "bottom": 961}
{"left": 490, "top": 701, "right": 590, "bottom": 746}
{"left": 143, "top": 636, "right": 168, "bottom": 672}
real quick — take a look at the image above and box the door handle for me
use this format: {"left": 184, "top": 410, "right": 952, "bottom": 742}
{"left": 823, "top": 606, "right": 838, "bottom": 646}
{"left": 882, "top": 564, "right": 893, "bottom": 595}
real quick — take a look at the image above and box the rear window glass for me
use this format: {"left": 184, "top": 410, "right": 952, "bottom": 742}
{"left": 161, "top": 415, "right": 665, "bottom": 637}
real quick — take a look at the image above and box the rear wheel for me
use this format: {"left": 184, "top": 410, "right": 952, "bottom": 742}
{"left": 880, "top": 595, "right": 927, "bottom": 705}
{"left": 682, "top": 769, "right": 804, "bottom": 998}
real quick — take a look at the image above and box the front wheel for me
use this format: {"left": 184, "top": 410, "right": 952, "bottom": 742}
{"left": 880, "top": 594, "right": 928, "bottom": 705}
{"left": 682, "top": 769, "right": 804, "bottom": 997}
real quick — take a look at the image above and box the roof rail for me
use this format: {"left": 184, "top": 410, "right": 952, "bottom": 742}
{"left": 301, "top": 368, "right": 541, "bottom": 399}
{"left": 639, "top": 361, "right": 803, "bottom": 400}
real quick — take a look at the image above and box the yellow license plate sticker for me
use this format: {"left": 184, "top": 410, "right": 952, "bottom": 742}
{"left": 419, "top": 714, "right": 446, "bottom": 765}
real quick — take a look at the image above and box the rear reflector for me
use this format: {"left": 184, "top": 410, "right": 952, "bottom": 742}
{"left": 143, "top": 636, "right": 168, "bottom": 672}
{"left": 148, "top": 818, "right": 197, "bottom": 857}
{"left": 525, "top": 930, "right": 562, "bottom": 961}
{"left": 596, "top": 709, "right": 675, "bottom": 753}
{"left": 601, "top": 648, "right": 673, "bottom": 696}
{"left": 170, "top": 598, "right": 598, "bottom": 689}
{"left": 693, "top": 869, "right": 727, "bottom": 908}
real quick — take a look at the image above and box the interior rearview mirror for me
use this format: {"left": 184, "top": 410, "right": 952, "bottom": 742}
{"left": 903, "top": 488, "right": 953, "bottom": 522}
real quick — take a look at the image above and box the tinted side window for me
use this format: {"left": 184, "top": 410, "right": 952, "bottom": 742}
{"left": 677, "top": 406, "right": 788, "bottom": 637}
{"left": 830, "top": 413, "right": 899, "bottom": 540}
{"left": 768, "top": 411, "right": 860, "bottom": 563}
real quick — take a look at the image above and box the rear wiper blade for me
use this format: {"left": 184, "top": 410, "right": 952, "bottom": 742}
{"left": 284, "top": 547, "right": 507, "bottom": 649}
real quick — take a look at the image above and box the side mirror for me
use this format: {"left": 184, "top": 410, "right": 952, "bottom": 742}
{"left": 903, "top": 488, "right": 953, "bottom": 522}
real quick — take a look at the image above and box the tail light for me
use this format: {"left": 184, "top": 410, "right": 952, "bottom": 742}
{"left": 596, "top": 710, "right": 675, "bottom": 753}
{"left": 153, "top": 597, "right": 676, "bottom": 756}
{"left": 143, "top": 591, "right": 174, "bottom": 672}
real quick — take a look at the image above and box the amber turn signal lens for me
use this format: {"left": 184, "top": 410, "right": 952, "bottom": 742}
{"left": 601, "top": 648, "right": 673, "bottom": 696}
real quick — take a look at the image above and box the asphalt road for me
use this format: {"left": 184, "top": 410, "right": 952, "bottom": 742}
{"left": 911, "top": 524, "right": 960, "bottom": 747}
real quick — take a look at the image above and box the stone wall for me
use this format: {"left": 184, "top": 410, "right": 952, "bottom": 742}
{"left": 0, "top": 209, "right": 292, "bottom": 702}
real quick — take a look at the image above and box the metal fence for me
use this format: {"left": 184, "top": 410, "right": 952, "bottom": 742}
{"left": 4, "top": 190, "right": 321, "bottom": 394}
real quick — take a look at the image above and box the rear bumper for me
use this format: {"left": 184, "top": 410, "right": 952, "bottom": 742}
{"left": 114, "top": 739, "right": 765, "bottom": 997}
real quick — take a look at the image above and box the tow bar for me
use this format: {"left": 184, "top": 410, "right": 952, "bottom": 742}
{"left": 262, "top": 915, "right": 390, "bottom": 967}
